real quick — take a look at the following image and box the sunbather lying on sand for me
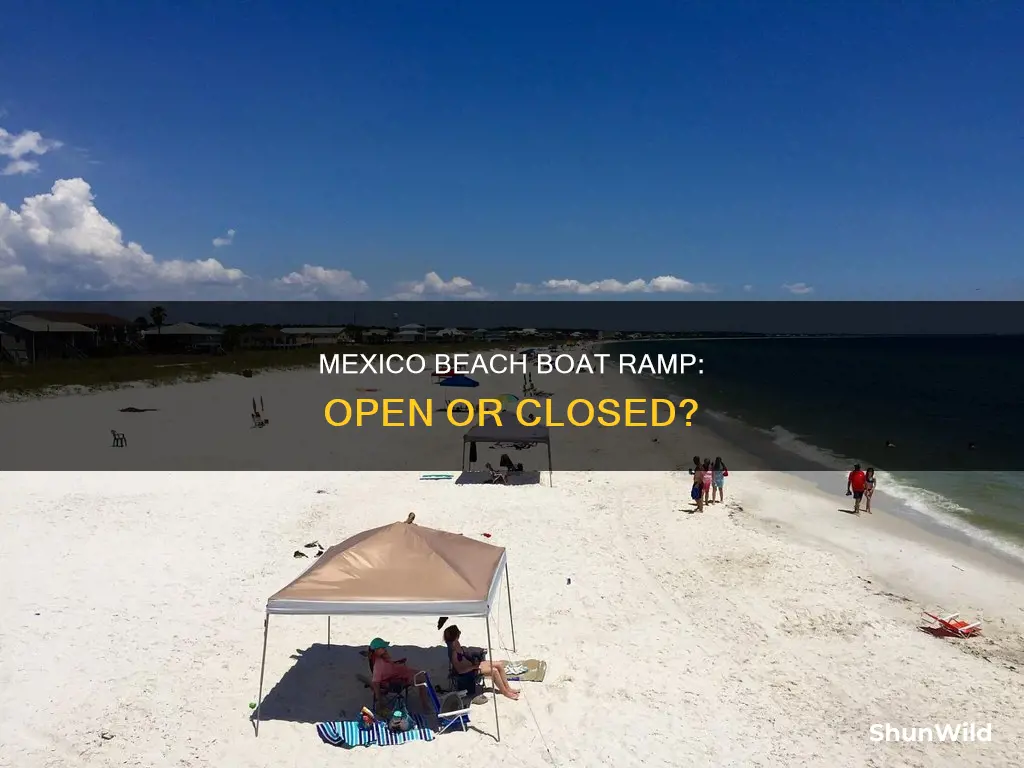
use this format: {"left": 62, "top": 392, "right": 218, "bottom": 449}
{"left": 443, "top": 625, "right": 520, "bottom": 700}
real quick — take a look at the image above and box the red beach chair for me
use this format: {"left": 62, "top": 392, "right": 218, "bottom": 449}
{"left": 922, "top": 611, "right": 982, "bottom": 638}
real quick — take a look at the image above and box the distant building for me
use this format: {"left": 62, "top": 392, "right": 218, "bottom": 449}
{"left": 279, "top": 327, "right": 351, "bottom": 346}
{"left": 143, "top": 322, "right": 223, "bottom": 353}
{"left": 0, "top": 314, "right": 98, "bottom": 361}
{"left": 238, "top": 327, "right": 296, "bottom": 349}
{"left": 394, "top": 328, "right": 425, "bottom": 342}
{"left": 25, "top": 310, "right": 134, "bottom": 345}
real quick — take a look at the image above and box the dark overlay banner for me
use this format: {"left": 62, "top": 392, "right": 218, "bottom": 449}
{"left": 0, "top": 301, "right": 1021, "bottom": 471}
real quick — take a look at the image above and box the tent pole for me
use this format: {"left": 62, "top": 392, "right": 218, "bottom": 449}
{"left": 462, "top": 441, "right": 467, "bottom": 472}
{"left": 254, "top": 613, "right": 270, "bottom": 737}
{"left": 505, "top": 562, "right": 516, "bottom": 653}
{"left": 327, "top": 616, "right": 331, "bottom": 645}
{"left": 486, "top": 615, "right": 500, "bottom": 742}
{"left": 547, "top": 442, "right": 553, "bottom": 486}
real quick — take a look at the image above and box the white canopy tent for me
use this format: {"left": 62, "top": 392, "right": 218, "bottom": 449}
{"left": 463, "top": 424, "right": 553, "bottom": 484}
{"left": 254, "top": 522, "right": 516, "bottom": 740}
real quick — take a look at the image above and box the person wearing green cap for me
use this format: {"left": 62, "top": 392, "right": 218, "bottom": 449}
{"left": 369, "top": 638, "right": 429, "bottom": 711}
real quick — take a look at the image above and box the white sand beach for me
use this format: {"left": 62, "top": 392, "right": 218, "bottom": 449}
{"left": 2, "top": 358, "right": 1024, "bottom": 768}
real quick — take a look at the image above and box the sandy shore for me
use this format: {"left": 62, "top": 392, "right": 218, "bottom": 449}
{"left": 2, "top": 356, "right": 1023, "bottom": 767}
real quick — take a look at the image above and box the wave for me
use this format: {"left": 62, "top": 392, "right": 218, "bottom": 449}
{"left": 709, "top": 411, "right": 1024, "bottom": 562}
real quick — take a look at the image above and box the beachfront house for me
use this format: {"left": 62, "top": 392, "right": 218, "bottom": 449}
{"left": 23, "top": 310, "right": 136, "bottom": 349}
{"left": 361, "top": 328, "right": 391, "bottom": 343}
{"left": 143, "top": 322, "right": 223, "bottom": 354}
{"left": 236, "top": 327, "right": 296, "bottom": 350}
{"left": 394, "top": 328, "right": 424, "bottom": 343}
{"left": 0, "top": 314, "right": 99, "bottom": 361}
{"left": 435, "top": 327, "right": 465, "bottom": 339}
{"left": 279, "top": 327, "right": 352, "bottom": 346}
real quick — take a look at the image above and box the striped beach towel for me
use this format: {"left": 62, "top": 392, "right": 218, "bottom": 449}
{"left": 316, "top": 715, "right": 435, "bottom": 748}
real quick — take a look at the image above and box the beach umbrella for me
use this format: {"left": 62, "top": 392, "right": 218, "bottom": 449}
{"left": 498, "top": 393, "right": 519, "bottom": 410}
{"left": 439, "top": 374, "right": 479, "bottom": 406}
{"left": 438, "top": 375, "right": 479, "bottom": 389}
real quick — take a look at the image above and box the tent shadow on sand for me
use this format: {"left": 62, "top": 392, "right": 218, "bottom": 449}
{"left": 455, "top": 470, "right": 541, "bottom": 486}
{"left": 254, "top": 642, "right": 454, "bottom": 725}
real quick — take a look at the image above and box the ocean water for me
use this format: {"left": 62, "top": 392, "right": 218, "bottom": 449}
{"left": 616, "top": 337, "right": 1024, "bottom": 559}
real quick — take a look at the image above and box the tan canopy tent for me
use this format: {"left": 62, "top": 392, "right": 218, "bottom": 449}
{"left": 254, "top": 522, "right": 516, "bottom": 740}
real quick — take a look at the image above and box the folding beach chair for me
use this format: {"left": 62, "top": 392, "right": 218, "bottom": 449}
{"left": 922, "top": 611, "right": 982, "bottom": 638}
{"left": 445, "top": 639, "right": 484, "bottom": 704}
{"left": 110, "top": 430, "right": 127, "bottom": 447}
{"left": 413, "top": 671, "right": 471, "bottom": 735}
{"left": 484, "top": 463, "right": 508, "bottom": 484}
{"left": 366, "top": 648, "right": 411, "bottom": 717}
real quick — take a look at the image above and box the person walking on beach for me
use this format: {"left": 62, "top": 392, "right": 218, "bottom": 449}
{"left": 691, "top": 461, "right": 705, "bottom": 512}
{"left": 846, "top": 463, "right": 867, "bottom": 514}
{"left": 701, "top": 458, "right": 713, "bottom": 505}
{"left": 863, "top": 467, "right": 876, "bottom": 514}
{"left": 711, "top": 457, "right": 727, "bottom": 503}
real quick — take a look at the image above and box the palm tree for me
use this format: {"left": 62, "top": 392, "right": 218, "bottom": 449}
{"left": 149, "top": 306, "right": 167, "bottom": 334}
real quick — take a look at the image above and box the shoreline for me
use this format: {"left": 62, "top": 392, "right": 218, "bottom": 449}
{"left": 590, "top": 339, "right": 1024, "bottom": 570}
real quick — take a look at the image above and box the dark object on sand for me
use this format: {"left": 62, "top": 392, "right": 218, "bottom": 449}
{"left": 242, "top": 369, "right": 254, "bottom": 378}
{"left": 110, "top": 430, "right": 127, "bottom": 447}
{"left": 293, "top": 550, "right": 308, "bottom": 558}
{"left": 499, "top": 454, "right": 523, "bottom": 472}
{"left": 405, "top": 512, "right": 416, "bottom": 524}
{"left": 251, "top": 397, "right": 269, "bottom": 427}
{"left": 304, "top": 541, "right": 321, "bottom": 549}
{"left": 119, "top": 407, "right": 158, "bottom": 413}
{"left": 437, "top": 617, "right": 448, "bottom": 630}
{"left": 315, "top": 549, "right": 324, "bottom": 558}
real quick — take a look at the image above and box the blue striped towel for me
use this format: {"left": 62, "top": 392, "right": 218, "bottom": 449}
{"left": 316, "top": 715, "right": 435, "bottom": 748}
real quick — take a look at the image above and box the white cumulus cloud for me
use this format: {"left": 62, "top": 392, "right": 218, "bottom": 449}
{"left": 212, "top": 228, "right": 235, "bottom": 247}
{"left": 514, "top": 275, "right": 714, "bottom": 295}
{"left": 0, "top": 178, "right": 246, "bottom": 299}
{"left": 782, "top": 282, "right": 814, "bottom": 295}
{"left": 274, "top": 264, "right": 370, "bottom": 299}
{"left": 0, "top": 176, "right": 377, "bottom": 299}
{"left": 388, "top": 271, "right": 489, "bottom": 300}
{"left": 0, "top": 126, "right": 62, "bottom": 176}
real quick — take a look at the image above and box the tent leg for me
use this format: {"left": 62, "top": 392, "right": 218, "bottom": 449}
{"left": 486, "top": 616, "right": 500, "bottom": 743}
{"left": 547, "top": 443, "right": 553, "bottom": 486}
{"left": 327, "top": 616, "right": 331, "bottom": 645}
{"left": 505, "top": 562, "right": 517, "bottom": 653}
{"left": 254, "top": 613, "right": 270, "bottom": 737}
{"left": 462, "top": 442, "right": 467, "bottom": 472}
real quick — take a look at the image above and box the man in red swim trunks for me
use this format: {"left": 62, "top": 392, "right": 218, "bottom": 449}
{"left": 846, "top": 463, "right": 867, "bottom": 514}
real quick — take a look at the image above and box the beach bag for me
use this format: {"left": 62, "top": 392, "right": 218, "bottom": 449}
{"left": 723, "top": 469, "right": 729, "bottom": 477}
{"left": 388, "top": 710, "right": 412, "bottom": 732}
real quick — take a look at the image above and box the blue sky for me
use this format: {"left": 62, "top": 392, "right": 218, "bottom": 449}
{"left": 1, "top": 1, "right": 1021, "bottom": 300}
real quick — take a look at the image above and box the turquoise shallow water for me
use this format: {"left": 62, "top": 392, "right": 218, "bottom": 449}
{"left": 614, "top": 337, "right": 1024, "bottom": 559}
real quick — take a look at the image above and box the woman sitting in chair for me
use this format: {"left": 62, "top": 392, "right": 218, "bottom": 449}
{"left": 369, "top": 637, "right": 430, "bottom": 711}
{"left": 443, "top": 625, "right": 520, "bottom": 700}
